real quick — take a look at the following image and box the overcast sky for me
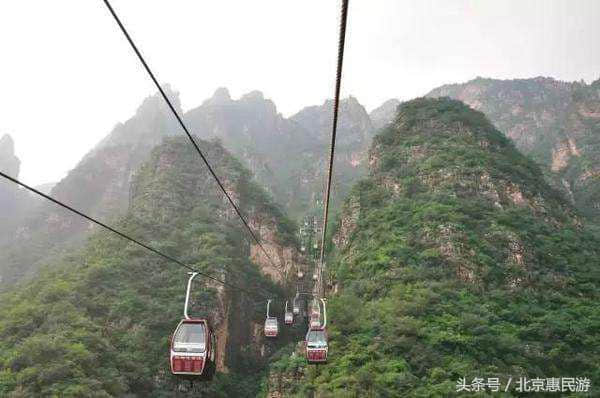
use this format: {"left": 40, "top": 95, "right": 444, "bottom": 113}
{"left": 1, "top": 0, "right": 599, "bottom": 186}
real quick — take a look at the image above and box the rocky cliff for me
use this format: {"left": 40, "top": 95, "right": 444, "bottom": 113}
{"left": 0, "top": 134, "right": 36, "bottom": 248}
{"left": 0, "top": 135, "right": 20, "bottom": 178}
{"left": 184, "top": 89, "right": 379, "bottom": 219}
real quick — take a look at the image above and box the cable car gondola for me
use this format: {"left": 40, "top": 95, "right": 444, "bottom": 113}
{"left": 284, "top": 300, "right": 294, "bottom": 325}
{"left": 305, "top": 327, "right": 328, "bottom": 363}
{"left": 292, "top": 294, "right": 300, "bottom": 316}
{"left": 264, "top": 299, "right": 279, "bottom": 337}
{"left": 306, "top": 298, "right": 328, "bottom": 363}
{"left": 170, "top": 272, "right": 217, "bottom": 379}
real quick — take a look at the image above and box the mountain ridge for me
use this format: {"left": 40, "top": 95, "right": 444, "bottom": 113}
{"left": 427, "top": 75, "right": 600, "bottom": 224}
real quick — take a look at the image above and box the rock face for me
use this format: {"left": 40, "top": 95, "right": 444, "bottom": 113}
{"left": 0, "top": 134, "right": 20, "bottom": 178}
{"left": 184, "top": 90, "right": 380, "bottom": 219}
{"left": 0, "top": 135, "right": 36, "bottom": 248}
{"left": 277, "top": 98, "right": 600, "bottom": 396}
{"left": 427, "top": 76, "right": 600, "bottom": 223}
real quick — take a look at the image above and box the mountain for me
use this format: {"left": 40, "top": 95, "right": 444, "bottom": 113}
{"left": 0, "top": 87, "right": 398, "bottom": 290}
{"left": 264, "top": 98, "right": 600, "bottom": 396}
{"left": 427, "top": 77, "right": 600, "bottom": 223}
{"left": 0, "top": 134, "right": 22, "bottom": 244}
{"left": 0, "top": 88, "right": 181, "bottom": 289}
{"left": 184, "top": 89, "right": 378, "bottom": 219}
{"left": 285, "top": 95, "right": 375, "bottom": 218}
{"left": 0, "top": 136, "right": 307, "bottom": 397}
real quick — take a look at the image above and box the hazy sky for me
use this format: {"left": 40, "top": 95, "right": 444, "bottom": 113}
{"left": 1, "top": 0, "right": 599, "bottom": 186}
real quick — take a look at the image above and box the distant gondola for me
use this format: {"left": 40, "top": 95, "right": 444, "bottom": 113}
{"left": 292, "top": 294, "right": 301, "bottom": 315}
{"left": 264, "top": 299, "right": 279, "bottom": 337}
{"left": 284, "top": 300, "right": 294, "bottom": 325}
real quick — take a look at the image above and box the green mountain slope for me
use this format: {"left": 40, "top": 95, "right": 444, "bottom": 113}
{"left": 0, "top": 137, "right": 301, "bottom": 397}
{"left": 265, "top": 98, "right": 600, "bottom": 397}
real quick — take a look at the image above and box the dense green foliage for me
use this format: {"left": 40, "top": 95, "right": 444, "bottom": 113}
{"left": 265, "top": 98, "right": 600, "bottom": 397}
{"left": 0, "top": 137, "right": 296, "bottom": 397}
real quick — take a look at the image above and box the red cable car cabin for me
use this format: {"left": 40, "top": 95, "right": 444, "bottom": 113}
{"left": 284, "top": 311, "right": 294, "bottom": 325}
{"left": 284, "top": 300, "right": 294, "bottom": 325}
{"left": 170, "top": 319, "right": 216, "bottom": 379}
{"left": 305, "top": 327, "right": 328, "bottom": 363}
{"left": 264, "top": 317, "right": 279, "bottom": 337}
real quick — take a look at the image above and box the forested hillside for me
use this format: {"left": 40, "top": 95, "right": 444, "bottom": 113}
{"left": 263, "top": 98, "right": 600, "bottom": 396}
{"left": 0, "top": 136, "right": 305, "bottom": 397}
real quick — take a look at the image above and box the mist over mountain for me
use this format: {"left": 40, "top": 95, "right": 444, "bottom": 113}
{"left": 0, "top": 135, "right": 19, "bottom": 178}
{"left": 33, "top": 182, "right": 56, "bottom": 195}
{"left": 0, "top": 87, "right": 182, "bottom": 288}
{"left": 184, "top": 89, "right": 378, "bottom": 219}
{"left": 4, "top": 76, "right": 600, "bottom": 290}
{"left": 0, "top": 87, "right": 393, "bottom": 290}
{"left": 369, "top": 98, "right": 401, "bottom": 130}
{"left": 0, "top": 134, "right": 21, "bottom": 244}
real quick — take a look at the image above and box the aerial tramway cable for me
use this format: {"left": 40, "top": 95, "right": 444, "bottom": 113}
{"left": 318, "top": 0, "right": 349, "bottom": 296}
{"left": 101, "top": 0, "right": 278, "bottom": 270}
{"left": 0, "top": 170, "right": 274, "bottom": 299}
